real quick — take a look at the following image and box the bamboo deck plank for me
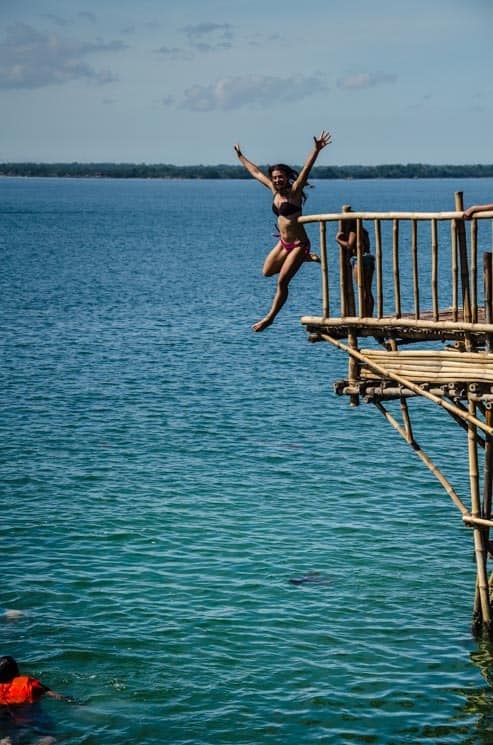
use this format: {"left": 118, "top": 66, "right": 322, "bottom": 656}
{"left": 360, "top": 349, "right": 493, "bottom": 383}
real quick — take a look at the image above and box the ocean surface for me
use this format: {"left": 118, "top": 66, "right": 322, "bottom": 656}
{"left": 2, "top": 176, "right": 493, "bottom": 745}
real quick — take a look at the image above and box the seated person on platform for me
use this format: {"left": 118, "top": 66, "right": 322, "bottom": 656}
{"left": 336, "top": 213, "right": 375, "bottom": 316}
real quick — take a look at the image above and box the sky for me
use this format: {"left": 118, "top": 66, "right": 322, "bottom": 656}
{"left": 1, "top": 0, "right": 492, "bottom": 166}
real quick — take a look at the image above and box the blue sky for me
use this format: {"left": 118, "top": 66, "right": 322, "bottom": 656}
{"left": 1, "top": 0, "right": 491, "bottom": 165}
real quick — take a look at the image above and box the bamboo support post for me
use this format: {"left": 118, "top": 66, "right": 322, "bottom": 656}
{"left": 471, "top": 219, "right": 478, "bottom": 324}
{"left": 483, "top": 252, "right": 492, "bottom": 352}
{"left": 484, "top": 253, "right": 492, "bottom": 325}
{"left": 356, "top": 219, "right": 365, "bottom": 316}
{"left": 400, "top": 397, "right": 414, "bottom": 442}
{"left": 320, "top": 220, "right": 329, "bottom": 318}
{"left": 393, "top": 219, "right": 401, "bottom": 318}
{"left": 348, "top": 331, "right": 359, "bottom": 407}
{"left": 483, "top": 409, "right": 493, "bottom": 522}
{"left": 469, "top": 394, "right": 492, "bottom": 628}
{"left": 431, "top": 219, "right": 439, "bottom": 321}
{"left": 411, "top": 219, "right": 420, "bottom": 319}
{"left": 374, "top": 219, "right": 383, "bottom": 319}
{"left": 451, "top": 220, "right": 459, "bottom": 322}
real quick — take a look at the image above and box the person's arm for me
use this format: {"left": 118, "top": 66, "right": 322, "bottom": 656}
{"left": 291, "top": 130, "right": 332, "bottom": 193}
{"left": 464, "top": 203, "right": 493, "bottom": 219}
{"left": 336, "top": 230, "right": 356, "bottom": 252}
{"left": 45, "top": 689, "right": 65, "bottom": 700}
{"left": 234, "top": 144, "right": 272, "bottom": 189}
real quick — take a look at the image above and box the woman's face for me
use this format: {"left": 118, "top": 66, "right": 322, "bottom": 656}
{"left": 271, "top": 169, "right": 289, "bottom": 192}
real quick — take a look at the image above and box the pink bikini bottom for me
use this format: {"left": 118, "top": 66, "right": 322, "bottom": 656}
{"left": 280, "top": 238, "right": 311, "bottom": 255}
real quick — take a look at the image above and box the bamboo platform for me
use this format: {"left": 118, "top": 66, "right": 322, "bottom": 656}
{"left": 299, "top": 194, "right": 493, "bottom": 634}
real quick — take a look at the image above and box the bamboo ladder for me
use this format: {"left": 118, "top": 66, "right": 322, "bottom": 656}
{"left": 299, "top": 192, "right": 493, "bottom": 633}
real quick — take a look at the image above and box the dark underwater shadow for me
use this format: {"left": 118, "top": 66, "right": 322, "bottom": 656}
{"left": 0, "top": 703, "right": 56, "bottom": 744}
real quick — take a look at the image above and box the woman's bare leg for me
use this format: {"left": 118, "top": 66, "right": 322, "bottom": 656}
{"left": 262, "top": 241, "right": 286, "bottom": 276}
{"left": 253, "top": 247, "right": 305, "bottom": 331}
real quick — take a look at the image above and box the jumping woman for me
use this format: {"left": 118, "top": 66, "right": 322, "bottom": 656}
{"left": 234, "top": 130, "right": 332, "bottom": 331}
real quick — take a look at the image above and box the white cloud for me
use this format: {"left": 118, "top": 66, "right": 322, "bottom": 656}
{"left": 179, "top": 73, "right": 329, "bottom": 112}
{"left": 337, "top": 71, "right": 397, "bottom": 90}
{"left": 0, "top": 23, "right": 127, "bottom": 89}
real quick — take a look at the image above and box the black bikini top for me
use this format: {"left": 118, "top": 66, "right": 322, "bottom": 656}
{"left": 272, "top": 200, "right": 302, "bottom": 217}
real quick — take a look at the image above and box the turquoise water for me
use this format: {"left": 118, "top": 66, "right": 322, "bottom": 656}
{"left": 2, "top": 176, "right": 493, "bottom": 744}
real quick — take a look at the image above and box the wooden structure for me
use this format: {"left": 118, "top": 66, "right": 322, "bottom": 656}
{"left": 299, "top": 192, "right": 493, "bottom": 633}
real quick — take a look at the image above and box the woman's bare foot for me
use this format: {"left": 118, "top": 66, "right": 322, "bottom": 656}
{"left": 252, "top": 316, "right": 273, "bottom": 332}
{"left": 307, "top": 253, "right": 320, "bottom": 263}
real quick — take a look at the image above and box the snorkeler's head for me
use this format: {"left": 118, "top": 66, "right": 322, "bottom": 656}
{"left": 0, "top": 656, "right": 20, "bottom": 683}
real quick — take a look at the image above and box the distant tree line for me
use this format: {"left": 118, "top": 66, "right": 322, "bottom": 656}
{"left": 1, "top": 162, "right": 493, "bottom": 179}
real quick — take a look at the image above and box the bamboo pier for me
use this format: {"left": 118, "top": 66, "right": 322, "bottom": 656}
{"left": 299, "top": 192, "right": 493, "bottom": 634}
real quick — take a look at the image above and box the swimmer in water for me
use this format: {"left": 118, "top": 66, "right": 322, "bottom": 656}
{"left": 234, "top": 130, "right": 332, "bottom": 331}
{"left": 0, "top": 656, "right": 65, "bottom": 706}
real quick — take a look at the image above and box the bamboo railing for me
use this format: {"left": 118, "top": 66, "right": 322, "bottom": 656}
{"left": 301, "top": 207, "right": 493, "bottom": 331}
{"left": 299, "top": 193, "right": 493, "bottom": 634}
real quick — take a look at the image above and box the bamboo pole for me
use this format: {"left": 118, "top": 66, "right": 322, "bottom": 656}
{"left": 320, "top": 220, "right": 329, "bottom": 318}
{"left": 484, "top": 253, "right": 492, "bottom": 326}
{"left": 411, "top": 219, "right": 420, "bottom": 319}
{"left": 393, "top": 219, "right": 401, "bottom": 318}
{"left": 487, "top": 252, "right": 493, "bottom": 353}
{"left": 356, "top": 219, "right": 364, "bottom": 316}
{"left": 374, "top": 219, "right": 383, "bottom": 319}
{"left": 299, "top": 210, "right": 493, "bottom": 224}
{"left": 318, "top": 331, "right": 493, "bottom": 436}
{"left": 483, "top": 409, "right": 493, "bottom": 521}
{"left": 360, "top": 350, "right": 493, "bottom": 360}
{"left": 471, "top": 219, "right": 478, "bottom": 324}
{"left": 431, "top": 219, "right": 439, "bottom": 321}
{"left": 301, "top": 315, "right": 493, "bottom": 335}
{"left": 348, "top": 331, "right": 359, "bottom": 407}
{"left": 464, "top": 514, "right": 493, "bottom": 529}
{"left": 400, "top": 397, "right": 414, "bottom": 442}
{"left": 467, "top": 390, "right": 492, "bottom": 627}
{"left": 373, "top": 401, "right": 469, "bottom": 516}
{"left": 469, "top": 397, "right": 481, "bottom": 518}
{"left": 452, "top": 220, "right": 459, "bottom": 322}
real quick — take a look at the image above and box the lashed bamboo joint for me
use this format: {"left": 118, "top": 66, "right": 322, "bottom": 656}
{"left": 300, "top": 192, "right": 493, "bottom": 634}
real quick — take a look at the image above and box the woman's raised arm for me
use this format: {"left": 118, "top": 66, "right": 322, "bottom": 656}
{"left": 234, "top": 144, "right": 273, "bottom": 189}
{"left": 292, "top": 130, "right": 332, "bottom": 193}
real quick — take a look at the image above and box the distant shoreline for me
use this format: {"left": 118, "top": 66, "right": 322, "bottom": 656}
{"left": 1, "top": 163, "right": 493, "bottom": 180}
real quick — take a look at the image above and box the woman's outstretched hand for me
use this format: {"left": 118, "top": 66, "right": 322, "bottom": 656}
{"left": 313, "top": 130, "right": 332, "bottom": 151}
{"left": 234, "top": 143, "right": 242, "bottom": 157}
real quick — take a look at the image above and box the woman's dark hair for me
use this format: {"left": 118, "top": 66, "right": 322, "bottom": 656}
{"left": 268, "top": 163, "right": 311, "bottom": 202}
{"left": 0, "top": 656, "right": 20, "bottom": 683}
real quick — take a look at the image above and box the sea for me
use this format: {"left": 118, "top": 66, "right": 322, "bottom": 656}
{"left": 2, "top": 175, "right": 493, "bottom": 745}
